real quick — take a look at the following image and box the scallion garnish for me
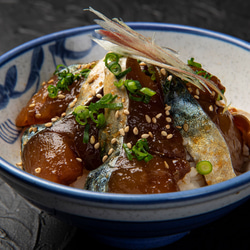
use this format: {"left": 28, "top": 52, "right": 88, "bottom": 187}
{"left": 47, "top": 65, "right": 91, "bottom": 98}
{"left": 123, "top": 138, "right": 153, "bottom": 162}
{"left": 196, "top": 160, "right": 213, "bottom": 175}
{"left": 114, "top": 79, "right": 156, "bottom": 104}
{"left": 104, "top": 52, "right": 131, "bottom": 79}
{"left": 73, "top": 93, "right": 123, "bottom": 143}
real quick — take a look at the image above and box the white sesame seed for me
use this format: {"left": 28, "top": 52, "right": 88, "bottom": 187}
{"left": 161, "top": 131, "right": 168, "bottom": 136}
{"left": 145, "top": 115, "right": 151, "bottom": 123}
{"left": 166, "top": 117, "right": 172, "bottom": 123}
{"left": 90, "top": 135, "right": 95, "bottom": 144}
{"left": 133, "top": 127, "right": 139, "bottom": 135}
{"left": 196, "top": 89, "right": 200, "bottom": 95}
{"left": 165, "top": 124, "right": 170, "bottom": 129}
{"left": 108, "top": 148, "right": 114, "bottom": 155}
{"left": 160, "top": 68, "right": 167, "bottom": 76}
{"left": 76, "top": 158, "right": 82, "bottom": 162}
{"left": 58, "top": 94, "right": 66, "bottom": 99}
{"left": 165, "top": 110, "right": 170, "bottom": 116}
{"left": 167, "top": 75, "right": 172, "bottom": 81}
{"left": 35, "top": 113, "right": 41, "bottom": 118}
{"left": 45, "top": 122, "right": 53, "bottom": 128}
{"left": 115, "top": 110, "right": 120, "bottom": 119}
{"left": 102, "top": 155, "right": 108, "bottom": 162}
{"left": 141, "top": 133, "right": 149, "bottom": 139}
{"left": 152, "top": 117, "right": 157, "bottom": 123}
{"left": 123, "top": 109, "right": 130, "bottom": 115}
{"left": 111, "top": 138, "right": 117, "bottom": 144}
{"left": 127, "top": 142, "right": 132, "bottom": 149}
{"left": 167, "top": 134, "right": 173, "bottom": 139}
{"left": 96, "top": 93, "right": 102, "bottom": 99}
{"left": 194, "top": 95, "right": 199, "bottom": 99}
{"left": 29, "top": 103, "right": 36, "bottom": 108}
{"left": 119, "top": 128, "right": 125, "bottom": 136}
{"left": 16, "top": 162, "right": 23, "bottom": 167}
{"left": 35, "top": 167, "right": 41, "bottom": 174}
{"left": 148, "top": 131, "right": 153, "bottom": 138}
{"left": 209, "top": 105, "right": 214, "bottom": 112}
{"left": 164, "top": 161, "right": 169, "bottom": 169}
{"left": 156, "top": 113, "right": 162, "bottom": 119}
{"left": 51, "top": 116, "right": 59, "bottom": 122}
{"left": 94, "top": 142, "right": 100, "bottom": 149}
{"left": 124, "top": 126, "right": 130, "bottom": 133}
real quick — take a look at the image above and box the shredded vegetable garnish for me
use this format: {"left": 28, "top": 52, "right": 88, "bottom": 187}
{"left": 73, "top": 93, "right": 123, "bottom": 143}
{"left": 104, "top": 52, "right": 131, "bottom": 79}
{"left": 196, "top": 160, "right": 213, "bottom": 175}
{"left": 114, "top": 79, "right": 156, "bottom": 104}
{"left": 123, "top": 138, "right": 153, "bottom": 162}
{"left": 48, "top": 65, "right": 91, "bottom": 98}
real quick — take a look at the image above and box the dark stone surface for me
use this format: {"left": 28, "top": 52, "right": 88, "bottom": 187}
{"left": 0, "top": 0, "right": 249, "bottom": 249}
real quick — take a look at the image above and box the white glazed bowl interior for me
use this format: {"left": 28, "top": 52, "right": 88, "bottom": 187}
{"left": 0, "top": 23, "right": 249, "bottom": 245}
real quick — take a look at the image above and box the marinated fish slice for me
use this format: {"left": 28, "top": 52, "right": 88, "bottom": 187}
{"left": 85, "top": 57, "right": 129, "bottom": 192}
{"left": 165, "top": 78, "right": 236, "bottom": 185}
{"left": 21, "top": 59, "right": 105, "bottom": 147}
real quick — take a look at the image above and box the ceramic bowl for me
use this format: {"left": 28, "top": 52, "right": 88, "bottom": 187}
{"left": 0, "top": 23, "right": 249, "bottom": 250}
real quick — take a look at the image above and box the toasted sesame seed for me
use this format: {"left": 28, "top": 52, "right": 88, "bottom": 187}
{"left": 108, "top": 148, "right": 114, "bottom": 155}
{"left": 123, "top": 109, "right": 130, "bottom": 115}
{"left": 183, "top": 123, "right": 189, "bottom": 132}
{"left": 94, "top": 142, "right": 100, "bottom": 149}
{"left": 188, "top": 87, "right": 193, "bottom": 93}
{"left": 160, "top": 68, "right": 167, "bottom": 76}
{"left": 165, "top": 110, "right": 170, "bottom": 116}
{"left": 61, "top": 112, "right": 66, "bottom": 117}
{"left": 35, "top": 167, "right": 41, "bottom": 174}
{"left": 119, "top": 128, "right": 125, "bottom": 136}
{"left": 32, "top": 127, "right": 38, "bottom": 133}
{"left": 96, "top": 93, "right": 102, "bottom": 99}
{"left": 145, "top": 115, "right": 151, "bottom": 123}
{"left": 76, "top": 158, "right": 82, "bottom": 162}
{"left": 124, "top": 126, "right": 130, "bottom": 133}
{"left": 127, "top": 142, "right": 132, "bottom": 149}
{"left": 167, "top": 75, "right": 173, "bottom": 81}
{"left": 156, "top": 113, "right": 162, "bottom": 119}
{"left": 166, "top": 117, "right": 172, "bottom": 123}
{"left": 42, "top": 81, "right": 46, "bottom": 86}
{"left": 133, "top": 127, "right": 139, "bottom": 135}
{"left": 115, "top": 110, "right": 120, "bottom": 119}
{"left": 164, "top": 161, "right": 169, "bottom": 169}
{"left": 209, "top": 105, "right": 214, "bottom": 112}
{"left": 29, "top": 103, "right": 36, "bottom": 108}
{"left": 165, "top": 105, "right": 171, "bottom": 111}
{"left": 196, "top": 89, "right": 200, "bottom": 95}
{"left": 152, "top": 117, "right": 157, "bottom": 123}
{"left": 176, "top": 125, "right": 182, "bottom": 129}
{"left": 165, "top": 124, "right": 171, "bottom": 129}
{"left": 45, "top": 122, "right": 53, "bottom": 128}
{"left": 58, "top": 94, "right": 66, "bottom": 99}
{"left": 139, "top": 62, "right": 147, "bottom": 66}
{"left": 35, "top": 113, "right": 41, "bottom": 118}
{"left": 90, "top": 135, "right": 95, "bottom": 144}
{"left": 122, "top": 98, "right": 125, "bottom": 103}
{"left": 51, "top": 116, "right": 59, "bottom": 122}
{"left": 111, "top": 138, "right": 117, "bottom": 144}
{"left": 161, "top": 131, "right": 168, "bottom": 136}
{"left": 48, "top": 79, "right": 54, "bottom": 84}
{"left": 211, "top": 91, "right": 216, "bottom": 97}
{"left": 194, "top": 95, "right": 199, "bottom": 99}
{"left": 69, "top": 98, "right": 78, "bottom": 108}
{"left": 167, "top": 134, "right": 173, "bottom": 139}
{"left": 141, "top": 133, "right": 149, "bottom": 139}
{"left": 16, "top": 162, "right": 23, "bottom": 167}
{"left": 102, "top": 155, "right": 108, "bottom": 162}
{"left": 148, "top": 131, "right": 153, "bottom": 138}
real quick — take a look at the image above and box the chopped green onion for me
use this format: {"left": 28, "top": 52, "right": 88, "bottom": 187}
{"left": 104, "top": 53, "right": 119, "bottom": 67}
{"left": 196, "top": 160, "right": 213, "bottom": 175}
{"left": 188, "top": 57, "right": 202, "bottom": 68}
{"left": 83, "top": 124, "right": 90, "bottom": 143}
{"left": 140, "top": 87, "right": 156, "bottom": 97}
{"left": 123, "top": 139, "right": 153, "bottom": 163}
{"left": 216, "top": 89, "right": 225, "bottom": 101}
{"left": 108, "top": 62, "right": 122, "bottom": 76}
{"left": 124, "top": 80, "right": 142, "bottom": 94}
{"left": 80, "top": 68, "right": 91, "bottom": 78}
{"left": 47, "top": 85, "right": 58, "bottom": 98}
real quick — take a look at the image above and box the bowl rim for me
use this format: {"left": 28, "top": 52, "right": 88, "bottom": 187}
{"left": 0, "top": 22, "right": 249, "bottom": 205}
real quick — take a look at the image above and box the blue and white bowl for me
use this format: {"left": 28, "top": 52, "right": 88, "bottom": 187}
{"left": 0, "top": 23, "right": 249, "bottom": 249}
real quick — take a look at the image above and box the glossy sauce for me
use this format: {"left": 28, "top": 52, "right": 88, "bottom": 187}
{"left": 108, "top": 58, "right": 191, "bottom": 193}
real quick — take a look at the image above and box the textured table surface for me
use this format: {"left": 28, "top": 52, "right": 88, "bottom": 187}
{"left": 0, "top": 0, "right": 249, "bottom": 249}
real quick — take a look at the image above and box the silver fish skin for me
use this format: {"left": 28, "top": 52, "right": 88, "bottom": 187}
{"left": 84, "top": 57, "right": 129, "bottom": 192}
{"left": 165, "top": 78, "right": 236, "bottom": 185}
